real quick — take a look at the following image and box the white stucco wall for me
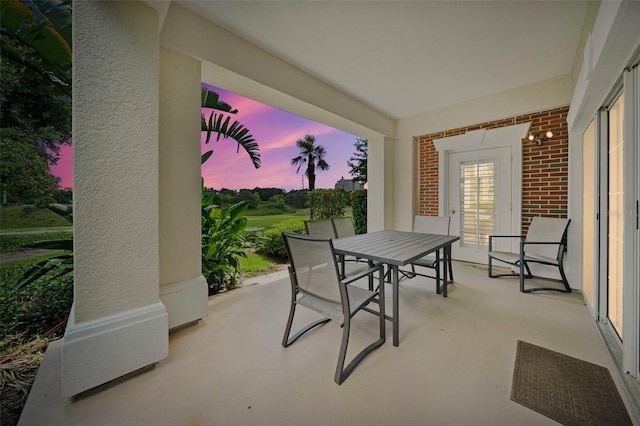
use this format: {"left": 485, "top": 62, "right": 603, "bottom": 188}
{"left": 397, "top": 75, "right": 573, "bottom": 139}
{"left": 159, "top": 48, "right": 208, "bottom": 329}
{"left": 73, "top": 0, "right": 161, "bottom": 322}
{"left": 65, "top": 0, "right": 168, "bottom": 397}
{"left": 161, "top": 2, "right": 394, "bottom": 139}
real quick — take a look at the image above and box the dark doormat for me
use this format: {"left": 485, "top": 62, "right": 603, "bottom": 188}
{"left": 511, "top": 340, "right": 633, "bottom": 426}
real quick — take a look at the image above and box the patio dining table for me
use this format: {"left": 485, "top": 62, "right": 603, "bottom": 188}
{"left": 333, "top": 230, "right": 460, "bottom": 347}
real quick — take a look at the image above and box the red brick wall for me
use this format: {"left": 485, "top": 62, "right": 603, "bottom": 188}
{"left": 417, "top": 106, "right": 569, "bottom": 234}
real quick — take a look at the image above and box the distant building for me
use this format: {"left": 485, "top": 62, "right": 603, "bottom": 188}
{"left": 334, "top": 177, "right": 364, "bottom": 192}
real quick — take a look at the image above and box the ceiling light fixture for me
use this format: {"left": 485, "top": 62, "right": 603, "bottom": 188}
{"left": 528, "top": 130, "right": 553, "bottom": 146}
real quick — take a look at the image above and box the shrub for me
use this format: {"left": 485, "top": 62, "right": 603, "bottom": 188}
{"left": 256, "top": 218, "right": 306, "bottom": 258}
{"left": 0, "top": 231, "right": 72, "bottom": 254}
{"left": 308, "top": 189, "right": 345, "bottom": 219}
{"left": 0, "top": 258, "right": 73, "bottom": 340}
{"left": 34, "top": 196, "right": 55, "bottom": 208}
{"left": 284, "top": 190, "right": 308, "bottom": 209}
{"left": 351, "top": 189, "right": 367, "bottom": 234}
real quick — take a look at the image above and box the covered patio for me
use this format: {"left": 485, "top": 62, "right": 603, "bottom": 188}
{"left": 18, "top": 1, "right": 640, "bottom": 424}
{"left": 21, "top": 262, "right": 635, "bottom": 425}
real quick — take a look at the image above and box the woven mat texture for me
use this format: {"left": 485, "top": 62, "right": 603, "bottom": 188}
{"left": 511, "top": 340, "right": 632, "bottom": 426}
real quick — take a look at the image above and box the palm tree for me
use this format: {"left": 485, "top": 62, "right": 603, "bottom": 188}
{"left": 291, "top": 134, "right": 330, "bottom": 190}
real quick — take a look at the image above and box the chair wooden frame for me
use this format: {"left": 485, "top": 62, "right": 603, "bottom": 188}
{"left": 487, "top": 217, "right": 571, "bottom": 293}
{"left": 281, "top": 232, "right": 385, "bottom": 384}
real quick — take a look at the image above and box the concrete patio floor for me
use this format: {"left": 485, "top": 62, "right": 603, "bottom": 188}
{"left": 20, "top": 262, "right": 639, "bottom": 425}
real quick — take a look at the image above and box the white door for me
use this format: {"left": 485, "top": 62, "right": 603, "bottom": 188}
{"left": 448, "top": 147, "right": 512, "bottom": 264}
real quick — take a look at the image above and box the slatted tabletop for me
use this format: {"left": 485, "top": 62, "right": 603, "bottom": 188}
{"left": 333, "top": 230, "right": 460, "bottom": 347}
{"left": 333, "top": 230, "right": 459, "bottom": 266}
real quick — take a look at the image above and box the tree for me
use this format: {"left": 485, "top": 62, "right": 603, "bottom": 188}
{"left": 1, "top": 0, "right": 73, "bottom": 203}
{"left": 290, "top": 134, "right": 330, "bottom": 191}
{"left": 347, "top": 138, "right": 367, "bottom": 184}
{"left": 0, "top": 129, "right": 60, "bottom": 202}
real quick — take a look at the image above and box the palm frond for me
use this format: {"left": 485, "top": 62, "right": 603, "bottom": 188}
{"left": 203, "top": 111, "right": 261, "bottom": 169}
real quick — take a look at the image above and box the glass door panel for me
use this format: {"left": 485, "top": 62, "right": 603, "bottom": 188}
{"left": 608, "top": 92, "right": 624, "bottom": 339}
{"left": 582, "top": 120, "right": 596, "bottom": 307}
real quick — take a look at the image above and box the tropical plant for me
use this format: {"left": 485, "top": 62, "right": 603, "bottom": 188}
{"left": 201, "top": 187, "right": 250, "bottom": 295}
{"left": 201, "top": 87, "right": 261, "bottom": 169}
{"left": 0, "top": 0, "right": 72, "bottom": 97}
{"left": 199, "top": 89, "right": 263, "bottom": 294}
{"left": 15, "top": 203, "right": 73, "bottom": 288}
{"left": 347, "top": 138, "right": 368, "bottom": 184}
{"left": 290, "top": 134, "right": 330, "bottom": 191}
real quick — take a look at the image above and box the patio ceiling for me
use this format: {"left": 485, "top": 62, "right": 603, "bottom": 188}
{"left": 177, "top": 1, "right": 588, "bottom": 120}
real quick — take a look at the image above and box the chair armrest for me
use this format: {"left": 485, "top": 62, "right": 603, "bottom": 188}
{"left": 520, "top": 241, "right": 566, "bottom": 262}
{"left": 489, "top": 235, "right": 523, "bottom": 251}
{"left": 341, "top": 264, "right": 383, "bottom": 285}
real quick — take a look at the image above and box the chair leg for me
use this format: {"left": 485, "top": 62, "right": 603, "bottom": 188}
{"left": 558, "top": 261, "right": 571, "bottom": 292}
{"left": 488, "top": 256, "right": 494, "bottom": 278}
{"left": 282, "top": 301, "right": 330, "bottom": 347}
{"left": 335, "top": 269, "right": 386, "bottom": 385}
{"left": 521, "top": 261, "right": 571, "bottom": 293}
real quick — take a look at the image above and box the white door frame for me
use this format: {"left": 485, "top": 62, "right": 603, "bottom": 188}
{"left": 448, "top": 147, "right": 512, "bottom": 263}
{"left": 434, "top": 123, "right": 527, "bottom": 259}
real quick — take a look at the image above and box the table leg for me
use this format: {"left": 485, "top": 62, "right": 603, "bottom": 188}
{"left": 392, "top": 265, "right": 399, "bottom": 347}
{"left": 442, "top": 246, "right": 448, "bottom": 297}
{"left": 435, "top": 249, "right": 441, "bottom": 294}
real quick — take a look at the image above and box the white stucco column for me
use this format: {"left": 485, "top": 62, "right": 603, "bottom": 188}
{"left": 63, "top": 1, "right": 168, "bottom": 397}
{"left": 159, "top": 49, "right": 208, "bottom": 330}
{"left": 392, "top": 137, "right": 417, "bottom": 231}
{"left": 368, "top": 137, "right": 394, "bottom": 231}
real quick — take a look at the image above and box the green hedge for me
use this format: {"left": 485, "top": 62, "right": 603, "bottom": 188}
{"left": 351, "top": 189, "right": 367, "bottom": 234}
{"left": 309, "top": 189, "right": 345, "bottom": 220}
{"left": 256, "top": 218, "right": 306, "bottom": 258}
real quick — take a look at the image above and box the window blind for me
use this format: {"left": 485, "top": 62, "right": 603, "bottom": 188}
{"left": 460, "top": 160, "right": 495, "bottom": 248}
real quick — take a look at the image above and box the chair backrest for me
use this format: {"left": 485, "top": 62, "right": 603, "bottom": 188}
{"left": 332, "top": 217, "right": 356, "bottom": 238}
{"left": 524, "top": 217, "right": 570, "bottom": 259}
{"left": 305, "top": 219, "right": 338, "bottom": 238}
{"left": 413, "top": 215, "right": 451, "bottom": 235}
{"left": 282, "top": 233, "right": 341, "bottom": 304}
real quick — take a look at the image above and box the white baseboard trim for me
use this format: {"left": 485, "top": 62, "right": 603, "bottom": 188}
{"left": 61, "top": 302, "right": 168, "bottom": 397}
{"left": 160, "top": 275, "right": 208, "bottom": 330}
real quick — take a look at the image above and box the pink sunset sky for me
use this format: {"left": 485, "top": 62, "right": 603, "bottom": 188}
{"left": 50, "top": 84, "right": 361, "bottom": 192}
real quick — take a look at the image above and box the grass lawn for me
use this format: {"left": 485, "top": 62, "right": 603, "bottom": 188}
{"left": 239, "top": 251, "right": 282, "bottom": 276}
{"left": 245, "top": 206, "right": 352, "bottom": 229}
{"left": 245, "top": 208, "right": 310, "bottom": 228}
{"left": 0, "top": 204, "right": 71, "bottom": 231}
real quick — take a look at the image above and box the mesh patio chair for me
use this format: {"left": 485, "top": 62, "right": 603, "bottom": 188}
{"left": 304, "top": 218, "right": 338, "bottom": 238}
{"left": 332, "top": 217, "right": 356, "bottom": 238}
{"left": 281, "top": 232, "right": 385, "bottom": 384}
{"left": 400, "top": 215, "right": 454, "bottom": 294}
{"left": 488, "top": 217, "right": 571, "bottom": 293}
{"left": 332, "top": 217, "right": 361, "bottom": 277}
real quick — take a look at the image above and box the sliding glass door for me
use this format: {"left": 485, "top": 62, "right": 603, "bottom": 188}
{"left": 607, "top": 92, "right": 625, "bottom": 340}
